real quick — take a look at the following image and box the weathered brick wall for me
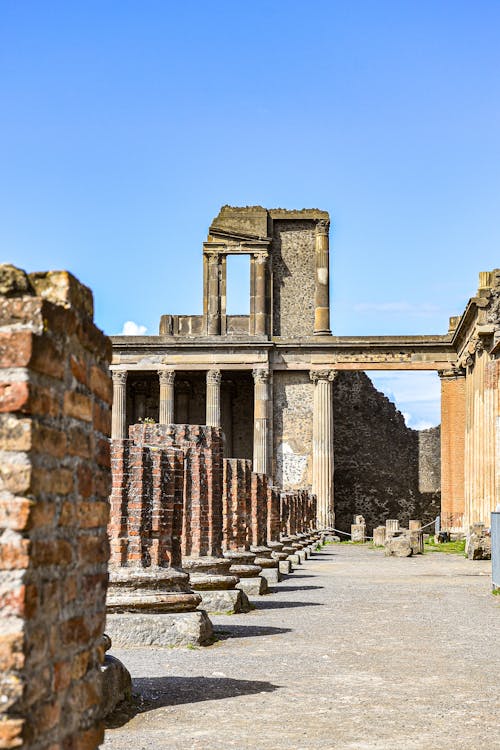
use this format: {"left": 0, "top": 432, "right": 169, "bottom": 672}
{"left": 109, "top": 440, "right": 184, "bottom": 568}
{"left": 249, "top": 473, "right": 268, "bottom": 547}
{"left": 333, "top": 371, "right": 441, "bottom": 533}
{"left": 271, "top": 220, "right": 316, "bottom": 337}
{"left": 266, "top": 485, "right": 281, "bottom": 543}
{"left": 222, "top": 458, "right": 252, "bottom": 550}
{"left": 129, "top": 423, "right": 223, "bottom": 558}
{"left": 0, "top": 265, "right": 111, "bottom": 750}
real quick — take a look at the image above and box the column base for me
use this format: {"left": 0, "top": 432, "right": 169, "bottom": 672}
{"left": 183, "top": 556, "right": 239, "bottom": 590}
{"left": 107, "top": 567, "right": 201, "bottom": 613}
{"left": 106, "top": 610, "right": 214, "bottom": 647}
{"left": 259, "top": 567, "right": 281, "bottom": 585}
{"left": 196, "top": 588, "right": 251, "bottom": 614}
{"left": 237, "top": 576, "right": 269, "bottom": 596}
{"left": 279, "top": 560, "right": 292, "bottom": 574}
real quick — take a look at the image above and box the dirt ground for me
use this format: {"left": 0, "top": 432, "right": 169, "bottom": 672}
{"left": 103, "top": 544, "right": 499, "bottom": 750}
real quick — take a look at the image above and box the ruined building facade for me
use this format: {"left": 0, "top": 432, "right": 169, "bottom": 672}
{"left": 111, "top": 206, "right": 500, "bottom": 533}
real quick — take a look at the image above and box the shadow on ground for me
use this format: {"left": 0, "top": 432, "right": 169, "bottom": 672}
{"left": 214, "top": 624, "right": 291, "bottom": 640}
{"left": 106, "top": 676, "right": 279, "bottom": 728}
{"left": 271, "top": 585, "right": 323, "bottom": 593}
{"left": 252, "top": 600, "right": 323, "bottom": 610}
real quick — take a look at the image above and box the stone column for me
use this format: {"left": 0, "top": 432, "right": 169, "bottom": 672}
{"left": 207, "top": 252, "right": 221, "bottom": 335}
{"left": 159, "top": 369, "right": 175, "bottom": 425}
{"left": 254, "top": 252, "right": 267, "bottom": 336}
{"left": 206, "top": 369, "right": 222, "bottom": 427}
{"left": 111, "top": 370, "right": 128, "bottom": 440}
{"left": 310, "top": 369, "right": 335, "bottom": 527}
{"left": 313, "top": 219, "right": 331, "bottom": 336}
{"left": 439, "top": 367, "right": 466, "bottom": 531}
{"left": 253, "top": 368, "right": 270, "bottom": 476}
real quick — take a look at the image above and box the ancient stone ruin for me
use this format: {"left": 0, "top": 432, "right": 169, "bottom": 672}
{"left": 1, "top": 206, "right": 499, "bottom": 748}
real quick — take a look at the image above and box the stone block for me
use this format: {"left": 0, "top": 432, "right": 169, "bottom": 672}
{"left": 196, "top": 588, "right": 251, "bottom": 614}
{"left": 105, "top": 610, "right": 214, "bottom": 647}
{"left": 236, "top": 576, "right": 269, "bottom": 596}
{"left": 279, "top": 560, "right": 292, "bottom": 574}
{"left": 259, "top": 567, "right": 281, "bottom": 585}
{"left": 384, "top": 534, "right": 413, "bottom": 558}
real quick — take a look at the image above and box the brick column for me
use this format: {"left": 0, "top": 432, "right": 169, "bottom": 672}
{"left": 159, "top": 369, "right": 175, "bottom": 425}
{"left": 0, "top": 265, "right": 112, "bottom": 750}
{"left": 313, "top": 219, "right": 331, "bottom": 335}
{"left": 111, "top": 370, "right": 127, "bottom": 439}
{"left": 310, "top": 369, "right": 336, "bottom": 528}
{"left": 129, "top": 424, "right": 249, "bottom": 613}
{"left": 206, "top": 369, "right": 222, "bottom": 427}
{"left": 253, "top": 367, "right": 270, "bottom": 475}
{"left": 439, "top": 368, "right": 466, "bottom": 531}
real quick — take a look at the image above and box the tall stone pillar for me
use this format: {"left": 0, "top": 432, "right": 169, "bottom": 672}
{"left": 159, "top": 369, "right": 175, "bottom": 425}
{"left": 207, "top": 252, "right": 221, "bottom": 335}
{"left": 310, "top": 369, "right": 335, "bottom": 527}
{"left": 206, "top": 369, "right": 222, "bottom": 427}
{"left": 254, "top": 252, "right": 267, "bottom": 336}
{"left": 253, "top": 368, "right": 270, "bottom": 476}
{"left": 111, "top": 370, "right": 127, "bottom": 440}
{"left": 313, "top": 219, "right": 331, "bottom": 336}
{"left": 439, "top": 367, "right": 466, "bottom": 531}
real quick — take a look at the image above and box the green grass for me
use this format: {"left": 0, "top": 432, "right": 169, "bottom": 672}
{"left": 424, "top": 536, "right": 466, "bottom": 555}
{"left": 492, "top": 588, "right": 500, "bottom": 596}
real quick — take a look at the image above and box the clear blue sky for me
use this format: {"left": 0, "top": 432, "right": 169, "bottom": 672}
{"left": 1, "top": 1, "right": 499, "bottom": 427}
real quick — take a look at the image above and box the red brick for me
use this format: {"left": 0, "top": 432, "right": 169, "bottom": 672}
{"left": 63, "top": 392, "right": 92, "bottom": 422}
{"left": 0, "top": 382, "right": 29, "bottom": 413}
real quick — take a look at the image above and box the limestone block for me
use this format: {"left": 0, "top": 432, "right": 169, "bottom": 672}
{"left": 106, "top": 610, "right": 214, "bottom": 647}
{"left": 373, "top": 526, "right": 386, "bottom": 547}
{"left": 196, "top": 588, "right": 251, "bottom": 614}
{"left": 259, "top": 567, "right": 281, "bottom": 585}
{"left": 236, "top": 576, "right": 269, "bottom": 596}
{"left": 279, "top": 560, "right": 292, "bottom": 574}
{"left": 351, "top": 523, "right": 366, "bottom": 542}
{"left": 384, "top": 535, "right": 413, "bottom": 558}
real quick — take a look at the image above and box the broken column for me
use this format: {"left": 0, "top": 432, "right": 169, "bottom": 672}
{"left": 131, "top": 424, "right": 246, "bottom": 613}
{"left": 249, "top": 472, "right": 281, "bottom": 586}
{"left": 0, "top": 266, "right": 112, "bottom": 750}
{"left": 221, "top": 458, "right": 267, "bottom": 597}
{"left": 105, "top": 438, "right": 213, "bottom": 646}
{"left": 351, "top": 514, "right": 366, "bottom": 542}
{"left": 385, "top": 519, "right": 400, "bottom": 538}
{"left": 373, "top": 526, "right": 386, "bottom": 547}
{"left": 267, "top": 484, "right": 290, "bottom": 574}
{"left": 409, "top": 519, "right": 424, "bottom": 554}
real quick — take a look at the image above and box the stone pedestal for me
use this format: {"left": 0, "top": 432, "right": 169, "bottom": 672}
{"left": 282, "top": 536, "right": 301, "bottom": 566}
{"left": 251, "top": 545, "right": 281, "bottom": 585}
{"left": 183, "top": 556, "right": 250, "bottom": 613}
{"left": 223, "top": 550, "right": 268, "bottom": 596}
{"left": 106, "top": 610, "right": 214, "bottom": 648}
{"left": 351, "top": 523, "right": 366, "bottom": 542}
{"left": 373, "top": 526, "right": 386, "bottom": 547}
{"left": 409, "top": 520, "right": 424, "bottom": 554}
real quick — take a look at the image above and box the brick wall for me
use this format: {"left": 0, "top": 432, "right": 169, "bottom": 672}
{"left": 249, "top": 473, "right": 268, "bottom": 547}
{"left": 0, "top": 265, "right": 111, "bottom": 750}
{"left": 129, "top": 424, "right": 224, "bottom": 558}
{"left": 266, "top": 485, "right": 281, "bottom": 543}
{"left": 222, "top": 458, "right": 252, "bottom": 550}
{"left": 109, "top": 440, "right": 184, "bottom": 568}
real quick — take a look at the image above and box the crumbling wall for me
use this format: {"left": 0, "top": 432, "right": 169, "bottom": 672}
{"left": 271, "top": 220, "right": 316, "bottom": 337}
{"left": 0, "top": 265, "right": 111, "bottom": 750}
{"left": 273, "top": 371, "right": 313, "bottom": 490}
{"left": 333, "top": 371, "right": 441, "bottom": 533}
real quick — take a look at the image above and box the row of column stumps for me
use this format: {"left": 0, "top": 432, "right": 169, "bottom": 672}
{"left": 112, "top": 366, "right": 336, "bottom": 525}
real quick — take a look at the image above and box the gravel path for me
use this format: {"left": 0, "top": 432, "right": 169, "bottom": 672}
{"left": 103, "top": 544, "right": 499, "bottom": 750}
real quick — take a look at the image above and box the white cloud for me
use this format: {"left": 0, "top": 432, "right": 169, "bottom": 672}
{"left": 121, "top": 320, "right": 148, "bottom": 336}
